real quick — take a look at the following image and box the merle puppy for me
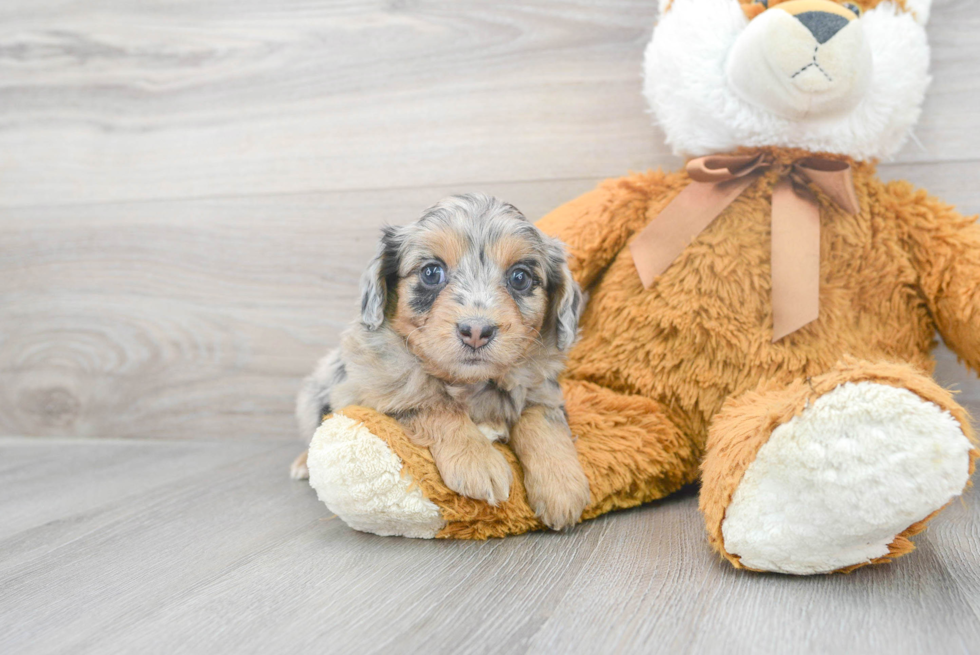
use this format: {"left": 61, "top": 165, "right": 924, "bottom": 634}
{"left": 292, "top": 193, "right": 590, "bottom": 530}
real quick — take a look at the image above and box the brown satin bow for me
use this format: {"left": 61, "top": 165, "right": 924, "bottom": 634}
{"left": 629, "top": 153, "right": 860, "bottom": 341}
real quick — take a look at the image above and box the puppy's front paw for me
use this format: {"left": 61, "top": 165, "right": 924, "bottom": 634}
{"left": 526, "top": 461, "right": 590, "bottom": 531}
{"left": 438, "top": 441, "right": 513, "bottom": 506}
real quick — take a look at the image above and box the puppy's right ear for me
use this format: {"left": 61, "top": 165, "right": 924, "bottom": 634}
{"left": 359, "top": 226, "right": 403, "bottom": 330}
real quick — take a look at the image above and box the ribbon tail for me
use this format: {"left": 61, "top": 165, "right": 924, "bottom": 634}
{"left": 797, "top": 161, "right": 860, "bottom": 215}
{"left": 630, "top": 175, "right": 758, "bottom": 288}
{"left": 771, "top": 178, "right": 821, "bottom": 342}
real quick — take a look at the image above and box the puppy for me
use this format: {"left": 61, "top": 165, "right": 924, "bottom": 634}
{"left": 291, "top": 193, "right": 590, "bottom": 530}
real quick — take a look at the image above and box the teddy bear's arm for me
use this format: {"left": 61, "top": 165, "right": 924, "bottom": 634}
{"left": 536, "top": 171, "right": 678, "bottom": 288}
{"left": 887, "top": 180, "right": 980, "bottom": 374}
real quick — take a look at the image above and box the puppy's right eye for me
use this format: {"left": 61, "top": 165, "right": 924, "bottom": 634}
{"left": 508, "top": 267, "right": 533, "bottom": 292}
{"left": 420, "top": 264, "right": 446, "bottom": 287}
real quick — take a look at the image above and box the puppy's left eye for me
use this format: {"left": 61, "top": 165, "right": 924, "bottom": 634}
{"left": 508, "top": 267, "right": 533, "bottom": 292}
{"left": 420, "top": 264, "right": 446, "bottom": 287}
{"left": 843, "top": 2, "right": 861, "bottom": 16}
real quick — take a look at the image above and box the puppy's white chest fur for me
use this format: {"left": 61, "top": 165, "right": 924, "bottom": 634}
{"left": 477, "top": 422, "right": 509, "bottom": 442}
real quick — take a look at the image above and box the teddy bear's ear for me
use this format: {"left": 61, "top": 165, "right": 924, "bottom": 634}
{"left": 904, "top": 0, "right": 932, "bottom": 25}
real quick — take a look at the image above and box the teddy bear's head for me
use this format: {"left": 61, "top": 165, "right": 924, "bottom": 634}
{"left": 644, "top": 0, "right": 932, "bottom": 160}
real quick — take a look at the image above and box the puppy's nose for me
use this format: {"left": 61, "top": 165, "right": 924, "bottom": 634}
{"left": 795, "top": 11, "right": 849, "bottom": 44}
{"left": 457, "top": 321, "right": 497, "bottom": 349}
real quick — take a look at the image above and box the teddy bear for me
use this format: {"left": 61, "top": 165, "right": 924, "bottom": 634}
{"left": 305, "top": 0, "right": 979, "bottom": 574}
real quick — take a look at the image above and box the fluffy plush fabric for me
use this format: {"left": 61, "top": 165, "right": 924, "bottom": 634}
{"left": 305, "top": 0, "right": 979, "bottom": 574}
{"left": 644, "top": 0, "right": 931, "bottom": 159}
{"left": 723, "top": 382, "right": 970, "bottom": 574}
{"left": 325, "top": 392, "right": 697, "bottom": 540}
{"left": 307, "top": 413, "right": 445, "bottom": 538}
{"left": 540, "top": 148, "right": 980, "bottom": 442}
{"left": 309, "top": 151, "right": 979, "bottom": 560}
{"left": 703, "top": 361, "right": 976, "bottom": 574}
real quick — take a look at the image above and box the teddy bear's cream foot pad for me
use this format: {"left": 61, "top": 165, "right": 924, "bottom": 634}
{"left": 307, "top": 413, "right": 446, "bottom": 538}
{"left": 721, "top": 382, "right": 973, "bottom": 575}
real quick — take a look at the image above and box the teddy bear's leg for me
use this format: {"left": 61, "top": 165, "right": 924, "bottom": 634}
{"left": 561, "top": 379, "right": 701, "bottom": 521}
{"left": 306, "top": 379, "right": 699, "bottom": 539}
{"left": 305, "top": 408, "right": 446, "bottom": 538}
{"left": 700, "top": 359, "right": 979, "bottom": 575}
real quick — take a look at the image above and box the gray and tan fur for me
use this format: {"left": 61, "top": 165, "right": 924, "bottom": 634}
{"left": 292, "top": 193, "right": 590, "bottom": 530}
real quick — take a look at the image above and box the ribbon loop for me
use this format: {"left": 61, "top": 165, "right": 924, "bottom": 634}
{"left": 630, "top": 153, "right": 859, "bottom": 341}
{"left": 686, "top": 154, "right": 771, "bottom": 183}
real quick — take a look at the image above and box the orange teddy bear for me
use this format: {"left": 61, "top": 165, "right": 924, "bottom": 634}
{"left": 306, "top": 0, "right": 978, "bottom": 574}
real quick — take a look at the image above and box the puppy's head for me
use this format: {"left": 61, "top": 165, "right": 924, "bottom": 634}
{"left": 360, "top": 193, "right": 582, "bottom": 383}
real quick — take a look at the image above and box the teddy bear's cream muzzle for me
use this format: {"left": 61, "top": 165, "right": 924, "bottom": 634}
{"left": 727, "top": 0, "right": 872, "bottom": 120}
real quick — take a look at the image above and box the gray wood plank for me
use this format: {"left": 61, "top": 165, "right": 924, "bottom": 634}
{"left": 0, "top": 0, "right": 976, "bottom": 207}
{"left": 0, "top": 438, "right": 285, "bottom": 583}
{"left": 0, "top": 437, "right": 978, "bottom": 655}
{"left": 0, "top": 178, "right": 600, "bottom": 441}
{"left": 0, "top": 0, "right": 664, "bottom": 207}
{"left": 0, "top": 437, "right": 278, "bottom": 542}
{"left": 3, "top": 164, "right": 978, "bottom": 442}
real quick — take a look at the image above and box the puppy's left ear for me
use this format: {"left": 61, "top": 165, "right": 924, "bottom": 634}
{"left": 359, "top": 226, "right": 403, "bottom": 330}
{"left": 545, "top": 238, "right": 583, "bottom": 352}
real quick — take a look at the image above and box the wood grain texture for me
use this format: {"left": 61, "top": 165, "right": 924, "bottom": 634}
{"left": 1, "top": 437, "right": 978, "bottom": 655}
{"left": 0, "top": 0, "right": 977, "bottom": 207}
{"left": 0, "top": 0, "right": 664, "bottom": 207}
{"left": 0, "top": 178, "right": 600, "bottom": 440}
{"left": 2, "top": 163, "right": 978, "bottom": 441}
{"left": 2, "top": 0, "right": 978, "bottom": 441}
{"left": 2, "top": 0, "right": 980, "bottom": 652}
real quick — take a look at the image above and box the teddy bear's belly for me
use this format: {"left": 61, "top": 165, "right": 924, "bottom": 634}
{"left": 565, "top": 207, "right": 937, "bottom": 445}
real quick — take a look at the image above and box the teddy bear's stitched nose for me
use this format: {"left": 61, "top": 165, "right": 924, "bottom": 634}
{"left": 795, "top": 11, "right": 850, "bottom": 44}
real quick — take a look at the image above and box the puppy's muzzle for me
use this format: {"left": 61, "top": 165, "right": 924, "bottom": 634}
{"left": 457, "top": 320, "right": 498, "bottom": 350}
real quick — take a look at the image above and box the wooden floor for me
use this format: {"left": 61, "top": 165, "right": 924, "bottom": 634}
{"left": 2, "top": 0, "right": 980, "bottom": 653}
